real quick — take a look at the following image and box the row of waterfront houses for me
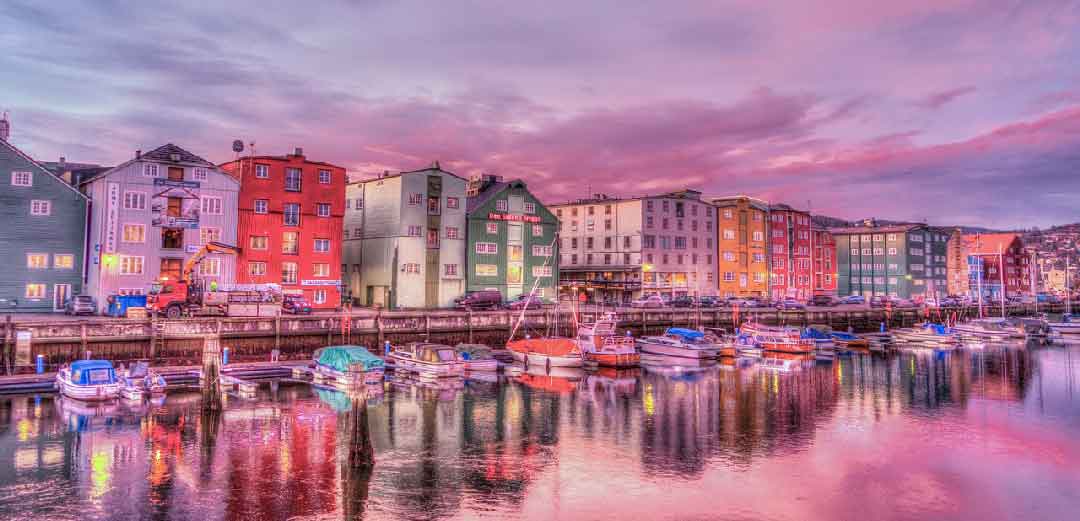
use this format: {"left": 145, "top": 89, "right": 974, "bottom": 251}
{"left": 0, "top": 116, "right": 1042, "bottom": 313}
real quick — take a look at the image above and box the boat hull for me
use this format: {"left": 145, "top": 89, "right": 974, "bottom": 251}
{"left": 637, "top": 341, "right": 719, "bottom": 359}
{"left": 512, "top": 350, "right": 584, "bottom": 368}
{"left": 315, "top": 362, "right": 385, "bottom": 386}
{"left": 585, "top": 352, "right": 640, "bottom": 368}
{"left": 464, "top": 359, "right": 499, "bottom": 372}
{"left": 760, "top": 342, "right": 814, "bottom": 354}
{"left": 389, "top": 354, "right": 463, "bottom": 378}
{"left": 56, "top": 377, "right": 119, "bottom": 402}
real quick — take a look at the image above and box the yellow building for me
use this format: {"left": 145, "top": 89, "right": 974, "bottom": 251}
{"left": 710, "top": 195, "right": 769, "bottom": 297}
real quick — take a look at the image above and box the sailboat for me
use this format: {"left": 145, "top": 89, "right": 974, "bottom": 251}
{"left": 506, "top": 235, "right": 585, "bottom": 369}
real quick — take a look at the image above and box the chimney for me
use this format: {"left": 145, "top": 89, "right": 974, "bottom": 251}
{"left": 0, "top": 111, "right": 10, "bottom": 142}
{"left": 136, "top": 150, "right": 142, "bottom": 159}
{"left": 293, "top": 147, "right": 304, "bottom": 157}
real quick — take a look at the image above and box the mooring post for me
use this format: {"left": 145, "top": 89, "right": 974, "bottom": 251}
{"left": 376, "top": 311, "right": 385, "bottom": 345}
{"left": 274, "top": 315, "right": 281, "bottom": 352}
{"left": 79, "top": 322, "right": 88, "bottom": 353}
{"left": 346, "top": 388, "right": 375, "bottom": 468}
{"left": 202, "top": 331, "right": 223, "bottom": 412}
{"left": 3, "top": 315, "right": 11, "bottom": 376}
{"left": 467, "top": 310, "right": 473, "bottom": 344}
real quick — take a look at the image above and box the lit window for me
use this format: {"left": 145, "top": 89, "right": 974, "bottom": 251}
{"left": 251, "top": 236, "right": 269, "bottom": 250}
{"left": 313, "top": 263, "right": 330, "bottom": 277}
{"left": 54, "top": 254, "right": 74, "bottom": 269}
{"left": 26, "top": 254, "right": 48, "bottom": 269}
{"left": 282, "top": 232, "right": 299, "bottom": 254}
{"left": 249, "top": 262, "right": 266, "bottom": 276}
{"left": 282, "top": 262, "right": 298, "bottom": 284}
{"left": 119, "top": 256, "right": 144, "bottom": 275}
{"left": 122, "top": 224, "right": 146, "bottom": 243}
{"left": 25, "top": 284, "right": 45, "bottom": 299}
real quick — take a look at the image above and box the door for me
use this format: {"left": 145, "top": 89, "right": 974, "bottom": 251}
{"left": 53, "top": 284, "right": 70, "bottom": 311}
{"left": 168, "top": 167, "right": 184, "bottom": 181}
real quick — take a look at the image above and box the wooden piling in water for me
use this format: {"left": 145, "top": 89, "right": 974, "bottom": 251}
{"left": 346, "top": 389, "right": 375, "bottom": 468}
{"left": 202, "top": 332, "right": 223, "bottom": 412}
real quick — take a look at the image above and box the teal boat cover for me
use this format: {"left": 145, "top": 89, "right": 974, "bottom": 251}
{"left": 316, "top": 346, "right": 384, "bottom": 372}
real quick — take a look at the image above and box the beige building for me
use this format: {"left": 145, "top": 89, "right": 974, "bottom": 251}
{"left": 552, "top": 189, "right": 717, "bottom": 303}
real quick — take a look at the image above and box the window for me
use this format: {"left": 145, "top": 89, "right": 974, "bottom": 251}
{"left": 30, "top": 200, "right": 51, "bottom": 216}
{"left": 476, "top": 264, "right": 498, "bottom": 276}
{"left": 862, "top": 248, "right": 872, "bottom": 255}
{"left": 254, "top": 199, "right": 269, "bottom": 214}
{"left": 674, "top": 237, "right": 687, "bottom": 249}
{"left": 445, "top": 227, "right": 460, "bottom": 239}
{"left": 495, "top": 199, "right": 508, "bottom": 212}
{"left": 646, "top": 216, "right": 654, "bottom": 228}
{"left": 314, "top": 238, "right": 330, "bottom": 252}
{"left": 122, "top": 224, "right": 146, "bottom": 243}
{"left": 605, "top": 219, "right": 612, "bottom": 231}
{"left": 25, "top": 284, "right": 45, "bottom": 299}
{"left": 317, "top": 203, "right": 331, "bottom": 217}
{"left": 532, "top": 245, "right": 553, "bottom": 256}
{"left": 408, "top": 193, "right": 422, "bottom": 205}
{"left": 313, "top": 263, "right": 330, "bottom": 277}
{"left": 427, "top": 229, "right": 440, "bottom": 249}
{"left": 427, "top": 196, "right": 440, "bottom": 215}
{"left": 723, "top": 272, "right": 735, "bottom": 282}
{"left": 532, "top": 225, "right": 543, "bottom": 237}
{"left": 873, "top": 248, "right": 884, "bottom": 255}
{"left": 662, "top": 218, "right": 669, "bottom": 229}
{"left": 723, "top": 229, "right": 735, "bottom": 240}
{"left": 285, "top": 168, "right": 302, "bottom": 191}
{"left": 644, "top": 235, "right": 657, "bottom": 248}
{"left": 11, "top": 171, "right": 31, "bottom": 186}
{"left": 533, "top": 266, "right": 553, "bottom": 277}
{"left": 282, "top": 232, "right": 299, "bottom": 254}
{"left": 250, "top": 236, "right": 268, "bottom": 250}
{"left": 255, "top": 164, "right": 270, "bottom": 178}
{"left": 604, "top": 237, "right": 612, "bottom": 249}
{"left": 407, "top": 225, "right": 422, "bottom": 237}
{"left": 161, "top": 228, "right": 183, "bottom": 249}
{"left": 283, "top": 203, "right": 300, "bottom": 226}
{"left": 27, "top": 253, "right": 48, "bottom": 269}
{"left": 446, "top": 197, "right": 459, "bottom": 209}
{"left": 193, "top": 167, "right": 208, "bottom": 181}
{"left": 353, "top": 228, "right": 362, "bottom": 239}
{"left": 307, "top": 290, "right": 324, "bottom": 305}
{"left": 486, "top": 222, "right": 498, "bottom": 234}
{"left": 143, "top": 164, "right": 159, "bottom": 177}
{"left": 249, "top": 262, "right": 267, "bottom": 276}
{"left": 200, "top": 227, "right": 220, "bottom": 245}
{"left": 444, "top": 264, "right": 459, "bottom": 277}
{"left": 851, "top": 248, "right": 859, "bottom": 256}
{"left": 524, "top": 202, "right": 536, "bottom": 214}
{"left": 587, "top": 237, "right": 595, "bottom": 249}
{"left": 723, "top": 251, "right": 736, "bottom": 261}
{"left": 775, "top": 245, "right": 784, "bottom": 254}
{"left": 355, "top": 198, "right": 364, "bottom": 210}
{"left": 476, "top": 242, "right": 498, "bottom": 254}
{"left": 282, "top": 262, "right": 298, "bottom": 284}
{"left": 123, "top": 191, "right": 147, "bottom": 210}
{"left": 199, "top": 258, "right": 221, "bottom": 276}
{"left": 403, "top": 263, "right": 421, "bottom": 274}
{"left": 54, "top": 254, "right": 74, "bottom": 269}
{"left": 119, "top": 255, "right": 144, "bottom": 275}
{"left": 722, "top": 209, "right": 733, "bottom": 219}
{"left": 752, "top": 253, "right": 765, "bottom": 263}
{"left": 319, "top": 169, "right": 331, "bottom": 184}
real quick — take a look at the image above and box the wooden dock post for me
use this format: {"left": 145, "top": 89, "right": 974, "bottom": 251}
{"left": 202, "top": 332, "right": 223, "bottom": 412}
{"left": 3, "top": 315, "right": 11, "bottom": 376}
{"left": 345, "top": 388, "right": 375, "bottom": 468}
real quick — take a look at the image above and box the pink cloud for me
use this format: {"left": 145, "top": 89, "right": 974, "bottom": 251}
{"left": 913, "top": 86, "right": 978, "bottom": 109}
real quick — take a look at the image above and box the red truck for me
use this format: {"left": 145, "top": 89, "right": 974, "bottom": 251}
{"left": 146, "top": 242, "right": 280, "bottom": 318}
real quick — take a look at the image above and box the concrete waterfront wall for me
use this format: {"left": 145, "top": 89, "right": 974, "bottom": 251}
{"left": 0, "top": 304, "right": 1059, "bottom": 372}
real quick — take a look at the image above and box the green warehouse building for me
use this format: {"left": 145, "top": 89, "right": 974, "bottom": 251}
{"left": 465, "top": 175, "right": 559, "bottom": 300}
{"left": 831, "top": 221, "right": 949, "bottom": 300}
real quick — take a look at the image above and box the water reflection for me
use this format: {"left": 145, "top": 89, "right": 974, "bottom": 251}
{"left": 0, "top": 343, "right": 1078, "bottom": 520}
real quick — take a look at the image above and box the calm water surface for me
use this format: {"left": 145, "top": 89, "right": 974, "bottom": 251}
{"left": 2, "top": 344, "right": 1079, "bottom": 521}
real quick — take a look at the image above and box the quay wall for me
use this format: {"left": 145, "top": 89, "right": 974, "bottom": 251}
{"left": 0, "top": 305, "right": 1057, "bottom": 373}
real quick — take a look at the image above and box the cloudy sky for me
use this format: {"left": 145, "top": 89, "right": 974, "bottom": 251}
{"left": 3, "top": 0, "right": 1080, "bottom": 228}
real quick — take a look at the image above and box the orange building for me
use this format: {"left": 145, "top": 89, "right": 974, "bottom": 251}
{"left": 220, "top": 148, "right": 346, "bottom": 309}
{"left": 709, "top": 195, "right": 769, "bottom": 297}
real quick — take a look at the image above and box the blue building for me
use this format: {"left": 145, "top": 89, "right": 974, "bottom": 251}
{"left": 0, "top": 118, "right": 90, "bottom": 312}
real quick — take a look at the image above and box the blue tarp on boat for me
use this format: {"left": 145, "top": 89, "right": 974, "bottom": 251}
{"left": 69, "top": 360, "right": 117, "bottom": 385}
{"left": 666, "top": 328, "right": 704, "bottom": 340}
{"left": 316, "top": 346, "right": 384, "bottom": 372}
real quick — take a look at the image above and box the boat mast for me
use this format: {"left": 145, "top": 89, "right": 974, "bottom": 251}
{"left": 509, "top": 232, "right": 560, "bottom": 341}
{"left": 999, "top": 243, "right": 1006, "bottom": 319}
{"left": 1067, "top": 257, "right": 1072, "bottom": 316}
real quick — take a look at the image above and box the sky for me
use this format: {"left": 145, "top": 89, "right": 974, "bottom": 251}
{"left": 3, "top": 0, "right": 1080, "bottom": 229}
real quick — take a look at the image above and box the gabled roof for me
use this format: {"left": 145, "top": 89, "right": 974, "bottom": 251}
{"left": 0, "top": 139, "right": 88, "bottom": 200}
{"left": 466, "top": 180, "right": 511, "bottom": 213}
{"left": 962, "top": 233, "right": 1022, "bottom": 255}
{"left": 828, "top": 223, "right": 926, "bottom": 235}
{"left": 351, "top": 163, "right": 468, "bottom": 184}
{"left": 141, "top": 143, "right": 214, "bottom": 167}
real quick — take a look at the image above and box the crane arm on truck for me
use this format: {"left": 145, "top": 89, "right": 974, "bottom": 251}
{"left": 182, "top": 241, "right": 240, "bottom": 281}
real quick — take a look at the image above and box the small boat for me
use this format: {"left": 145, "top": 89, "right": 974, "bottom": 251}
{"left": 315, "top": 345, "right": 386, "bottom": 386}
{"left": 119, "top": 362, "right": 167, "bottom": 401}
{"left": 454, "top": 344, "right": 500, "bottom": 372}
{"left": 391, "top": 342, "right": 465, "bottom": 378}
{"left": 801, "top": 326, "right": 836, "bottom": 351}
{"left": 893, "top": 323, "right": 960, "bottom": 346}
{"left": 578, "top": 313, "right": 639, "bottom": 367}
{"left": 508, "top": 337, "right": 584, "bottom": 368}
{"left": 739, "top": 322, "right": 815, "bottom": 354}
{"left": 56, "top": 360, "right": 121, "bottom": 402}
{"left": 1048, "top": 313, "right": 1080, "bottom": 334}
{"left": 636, "top": 327, "right": 721, "bottom": 359}
{"left": 953, "top": 319, "right": 1015, "bottom": 341}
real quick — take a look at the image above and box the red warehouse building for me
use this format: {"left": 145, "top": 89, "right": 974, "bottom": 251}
{"left": 220, "top": 148, "right": 346, "bottom": 309}
{"left": 768, "top": 204, "right": 813, "bottom": 300}
{"left": 812, "top": 227, "right": 837, "bottom": 296}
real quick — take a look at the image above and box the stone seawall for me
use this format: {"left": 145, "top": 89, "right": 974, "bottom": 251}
{"left": 0, "top": 305, "right": 1055, "bottom": 373}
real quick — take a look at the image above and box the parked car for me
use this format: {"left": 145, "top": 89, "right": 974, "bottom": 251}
{"left": 776, "top": 298, "right": 806, "bottom": 310}
{"left": 840, "top": 295, "right": 866, "bottom": 305}
{"left": 64, "top": 295, "right": 97, "bottom": 316}
{"left": 723, "top": 297, "right": 749, "bottom": 308}
{"left": 454, "top": 290, "right": 503, "bottom": 310}
{"left": 697, "top": 296, "right": 721, "bottom": 308}
{"left": 504, "top": 294, "right": 550, "bottom": 310}
{"left": 670, "top": 296, "right": 695, "bottom": 308}
{"left": 869, "top": 295, "right": 889, "bottom": 308}
{"left": 630, "top": 295, "right": 666, "bottom": 308}
{"left": 601, "top": 296, "right": 623, "bottom": 307}
{"left": 940, "top": 295, "right": 965, "bottom": 307}
{"left": 743, "top": 297, "right": 769, "bottom": 308}
{"left": 282, "top": 294, "right": 313, "bottom": 314}
{"left": 809, "top": 294, "right": 837, "bottom": 307}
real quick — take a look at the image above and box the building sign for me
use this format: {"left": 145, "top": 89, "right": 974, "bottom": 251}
{"left": 488, "top": 212, "right": 541, "bottom": 223}
{"left": 301, "top": 280, "right": 341, "bottom": 286}
{"left": 105, "top": 182, "right": 120, "bottom": 253}
{"left": 151, "top": 178, "right": 201, "bottom": 229}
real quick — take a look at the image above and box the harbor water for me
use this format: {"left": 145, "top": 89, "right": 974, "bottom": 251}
{"left": 1, "top": 343, "right": 1079, "bottom": 520}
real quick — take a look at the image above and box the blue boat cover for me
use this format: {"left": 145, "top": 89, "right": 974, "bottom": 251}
{"left": 317, "top": 346, "right": 385, "bottom": 372}
{"left": 667, "top": 328, "right": 705, "bottom": 340}
{"left": 70, "top": 360, "right": 116, "bottom": 385}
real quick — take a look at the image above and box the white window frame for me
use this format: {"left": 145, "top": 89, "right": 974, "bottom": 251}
{"left": 199, "top": 258, "right": 221, "bottom": 276}
{"left": 193, "top": 167, "right": 208, "bottom": 181}
{"left": 200, "top": 227, "right": 221, "bottom": 245}
{"left": 53, "top": 254, "right": 75, "bottom": 269}
{"left": 446, "top": 197, "right": 459, "bottom": 209}
{"left": 524, "top": 202, "right": 536, "bottom": 214}
{"left": 314, "top": 238, "right": 330, "bottom": 252}
{"left": 476, "top": 242, "right": 498, "bottom": 254}
{"left": 30, "top": 200, "right": 51, "bottom": 216}
{"left": 11, "top": 171, "right": 32, "bottom": 186}
{"left": 119, "top": 255, "right": 144, "bottom": 275}
{"left": 122, "top": 223, "right": 146, "bottom": 244}
{"left": 496, "top": 200, "right": 508, "bottom": 212}
{"left": 249, "top": 261, "right": 267, "bottom": 276}
{"left": 26, "top": 253, "right": 49, "bottom": 269}
{"left": 250, "top": 235, "right": 269, "bottom": 250}
{"left": 25, "top": 283, "right": 46, "bottom": 299}
{"left": 123, "top": 191, "right": 147, "bottom": 210}
{"left": 486, "top": 222, "right": 498, "bottom": 234}
{"left": 313, "top": 262, "right": 330, "bottom": 277}
{"left": 255, "top": 164, "right": 270, "bottom": 179}
{"left": 316, "top": 203, "right": 331, "bottom": 217}
{"left": 282, "top": 262, "right": 299, "bottom": 284}
{"left": 143, "top": 163, "right": 159, "bottom": 178}
{"left": 318, "top": 169, "right": 331, "bottom": 184}
{"left": 445, "top": 226, "right": 460, "bottom": 239}
{"left": 254, "top": 199, "right": 269, "bottom": 214}
{"left": 201, "top": 196, "right": 223, "bottom": 215}
{"left": 313, "top": 290, "right": 327, "bottom": 304}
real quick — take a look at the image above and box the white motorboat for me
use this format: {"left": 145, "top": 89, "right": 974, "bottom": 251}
{"left": 56, "top": 360, "right": 121, "bottom": 402}
{"left": 636, "top": 327, "right": 721, "bottom": 359}
{"left": 391, "top": 342, "right": 465, "bottom": 378}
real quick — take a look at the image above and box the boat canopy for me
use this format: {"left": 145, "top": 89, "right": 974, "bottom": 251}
{"left": 69, "top": 360, "right": 117, "bottom": 385}
{"left": 317, "top": 346, "right": 385, "bottom": 372}
{"left": 666, "top": 328, "right": 704, "bottom": 340}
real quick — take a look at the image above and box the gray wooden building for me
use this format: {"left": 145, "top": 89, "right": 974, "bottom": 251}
{"left": 0, "top": 129, "right": 89, "bottom": 312}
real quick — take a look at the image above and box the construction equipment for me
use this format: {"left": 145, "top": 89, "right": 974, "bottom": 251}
{"left": 147, "top": 242, "right": 265, "bottom": 318}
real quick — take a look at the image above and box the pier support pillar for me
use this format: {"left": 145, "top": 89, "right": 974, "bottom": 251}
{"left": 345, "top": 388, "right": 375, "bottom": 468}
{"left": 201, "top": 333, "right": 223, "bottom": 412}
